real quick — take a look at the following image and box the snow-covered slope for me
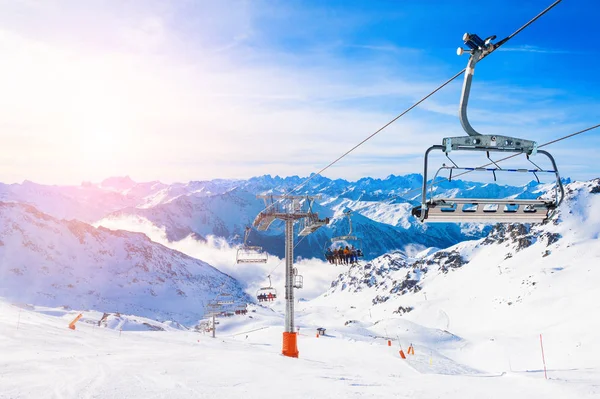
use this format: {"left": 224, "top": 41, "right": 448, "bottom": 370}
{"left": 101, "top": 188, "right": 265, "bottom": 242}
{"left": 0, "top": 202, "right": 249, "bottom": 323}
{"left": 2, "top": 289, "right": 598, "bottom": 399}
{"left": 1, "top": 178, "right": 599, "bottom": 398}
{"left": 318, "top": 179, "right": 600, "bottom": 371}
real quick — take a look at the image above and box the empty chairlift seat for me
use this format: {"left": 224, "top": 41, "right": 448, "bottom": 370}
{"left": 424, "top": 198, "right": 556, "bottom": 223}
{"left": 236, "top": 226, "right": 268, "bottom": 264}
{"left": 236, "top": 246, "right": 268, "bottom": 264}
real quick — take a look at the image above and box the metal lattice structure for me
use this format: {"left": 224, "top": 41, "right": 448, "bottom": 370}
{"left": 412, "top": 32, "right": 564, "bottom": 224}
{"left": 253, "top": 195, "right": 328, "bottom": 357}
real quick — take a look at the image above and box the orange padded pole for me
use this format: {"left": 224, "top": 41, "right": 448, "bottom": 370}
{"left": 282, "top": 332, "right": 299, "bottom": 358}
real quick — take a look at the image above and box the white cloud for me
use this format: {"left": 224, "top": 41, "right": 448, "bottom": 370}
{"left": 0, "top": 1, "right": 597, "bottom": 185}
{"left": 95, "top": 214, "right": 340, "bottom": 301}
{"left": 498, "top": 45, "right": 572, "bottom": 54}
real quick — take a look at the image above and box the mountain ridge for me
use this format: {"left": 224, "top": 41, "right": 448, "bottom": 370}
{"left": 0, "top": 201, "right": 250, "bottom": 324}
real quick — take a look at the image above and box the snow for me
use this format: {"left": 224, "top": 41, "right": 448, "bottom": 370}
{"left": 1, "top": 178, "right": 600, "bottom": 398}
{"left": 1, "top": 294, "right": 598, "bottom": 398}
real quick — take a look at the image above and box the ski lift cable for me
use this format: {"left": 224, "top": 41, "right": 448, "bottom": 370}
{"left": 252, "top": 0, "right": 563, "bottom": 218}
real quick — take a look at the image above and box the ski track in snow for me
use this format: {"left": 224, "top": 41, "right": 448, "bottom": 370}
{"left": 1, "top": 301, "right": 598, "bottom": 399}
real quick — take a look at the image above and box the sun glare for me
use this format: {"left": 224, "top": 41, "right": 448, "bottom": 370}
{"left": 74, "top": 125, "right": 128, "bottom": 179}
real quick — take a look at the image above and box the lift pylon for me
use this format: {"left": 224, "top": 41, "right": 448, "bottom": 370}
{"left": 205, "top": 301, "right": 222, "bottom": 338}
{"left": 253, "top": 195, "right": 328, "bottom": 358}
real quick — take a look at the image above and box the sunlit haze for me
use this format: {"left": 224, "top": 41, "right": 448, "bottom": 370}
{"left": 1, "top": 0, "right": 599, "bottom": 184}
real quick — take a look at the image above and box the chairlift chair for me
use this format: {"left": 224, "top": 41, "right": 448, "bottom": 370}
{"left": 234, "top": 302, "right": 248, "bottom": 315}
{"left": 293, "top": 269, "right": 303, "bottom": 289}
{"left": 256, "top": 275, "right": 277, "bottom": 302}
{"left": 215, "top": 288, "right": 235, "bottom": 306}
{"left": 206, "top": 301, "right": 222, "bottom": 314}
{"left": 298, "top": 198, "right": 329, "bottom": 236}
{"left": 324, "top": 211, "right": 364, "bottom": 260}
{"left": 236, "top": 226, "right": 268, "bottom": 264}
{"left": 299, "top": 214, "right": 329, "bottom": 236}
{"left": 412, "top": 32, "right": 564, "bottom": 224}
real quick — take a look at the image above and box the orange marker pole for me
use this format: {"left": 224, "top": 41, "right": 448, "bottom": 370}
{"left": 540, "top": 334, "right": 548, "bottom": 380}
{"left": 68, "top": 313, "right": 83, "bottom": 330}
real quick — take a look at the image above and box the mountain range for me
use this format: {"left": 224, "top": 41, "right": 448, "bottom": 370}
{"left": 0, "top": 173, "right": 574, "bottom": 323}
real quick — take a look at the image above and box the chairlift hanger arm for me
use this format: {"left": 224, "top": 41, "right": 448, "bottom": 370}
{"left": 456, "top": 0, "right": 563, "bottom": 141}
{"left": 345, "top": 211, "right": 353, "bottom": 236}
{"left": 243, "top": 226, "right": 251, "bottom": 246}
{"left": 457, "top": 34, "right": 538, "bottom": 148}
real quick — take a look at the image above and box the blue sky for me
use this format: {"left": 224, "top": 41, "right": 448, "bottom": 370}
{"left": 0, "top": 0, "right": 598, "bottom": 184}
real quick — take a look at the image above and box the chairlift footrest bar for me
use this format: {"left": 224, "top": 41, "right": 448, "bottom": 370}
{"left": 433, "top": 198, "right": 552, "bottom": 205}
{"left": 443, "top": 135, "right": 538, "bottom": 155}
{"left": 412, "top": 198, "right": 556, "bottom": 223}
{"left": 237, "top": 259, "right": 268, "bottom": 264}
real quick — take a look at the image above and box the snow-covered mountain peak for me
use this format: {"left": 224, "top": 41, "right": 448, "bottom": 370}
{"left": 324, "top": 178, "right": 600, "bottom": 326}
{"left": 100, "top": 176, "right": 137, "bottom": 191}
{"left": 0, "top": 201, "right": 250, "bottom": 324}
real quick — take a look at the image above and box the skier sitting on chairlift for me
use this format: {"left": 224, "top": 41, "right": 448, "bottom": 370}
{"left": 350, "top": 246, "right": 357, "bottom": 264}
{"left": 325, "top": 248, "right": 334, "bottom": 264}
{"left": 337, "top": 248, "right": 344, "bottom": 265}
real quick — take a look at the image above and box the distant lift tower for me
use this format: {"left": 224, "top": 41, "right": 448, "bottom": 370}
{"left": 205, "top": 301, "right": 222, "bottom": 338}
{"left": 253, "top": 195, "right": 329, "bottom": 358}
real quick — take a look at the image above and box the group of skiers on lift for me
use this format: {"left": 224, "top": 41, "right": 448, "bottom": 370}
{"left": 325, "top": 246, "right": 362, "bottom": 265}
{"left": 257, "top": 292, "right": 276, "bottom": 302}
